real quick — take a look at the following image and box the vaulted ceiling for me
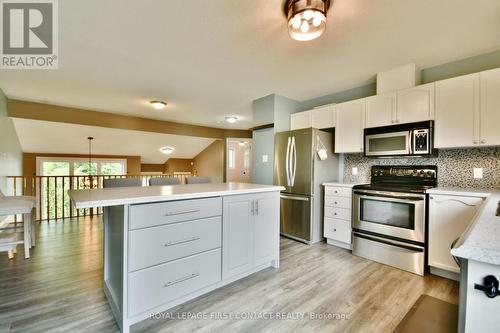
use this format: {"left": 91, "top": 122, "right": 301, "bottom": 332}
{"left": 1, "top": 0, "right": 500, "bottom": 130}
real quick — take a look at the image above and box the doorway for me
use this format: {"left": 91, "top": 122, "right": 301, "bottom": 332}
{"left": 226, "top": 138, "right": 252, "bottom": 183}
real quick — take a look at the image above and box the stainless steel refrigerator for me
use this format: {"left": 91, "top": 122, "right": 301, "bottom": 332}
{"left": 274, "top": 128, "right": 339, "bottom": 244}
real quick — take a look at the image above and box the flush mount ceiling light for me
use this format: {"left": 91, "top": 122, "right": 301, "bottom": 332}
{"left": 285, "top": 0, "right": 331, "bottom": 42}
{"left": 150, "top": 101, "right": 167, "bottom": 110}
{"left": 160, "top": 146, "right": 175, "bottom": 154}
{"left": 225, "top": 116, "right": 238, "bottom": 123}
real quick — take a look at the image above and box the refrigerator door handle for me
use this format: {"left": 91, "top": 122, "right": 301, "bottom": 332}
{"left": 290, "top": 136, "right": 297, "bottom": 187}
{"left": 285, "top": 137, "right": 291, "bottom": 186}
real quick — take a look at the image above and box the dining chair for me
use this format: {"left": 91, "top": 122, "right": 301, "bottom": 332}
{"left": 103, "top": 178, "right": 143, "bottom": 188}
{"left": 186, "top": 176, "right": 211, "bottom": 184}
{"left": 149, "top": 177, "right": 181, "bottom": 186}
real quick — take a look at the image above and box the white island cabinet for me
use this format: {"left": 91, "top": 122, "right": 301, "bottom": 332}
{"left": 69, "top": 183, "right": 283, "bottom": 333}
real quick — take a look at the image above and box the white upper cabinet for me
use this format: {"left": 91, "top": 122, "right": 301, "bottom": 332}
{"left": 335, "top": 98, "right": 366, "bottom": 153}
{"left": 290, "top": 110, "right": 312, "bottom": 130}
{"left": 435, "top": 73, "right": 480, "bottom": 148}
{"left": 480, "top": 67, "right": 500, "bottom": 146}
{"left": 311, "top": 104, "right": 335, "bottom": 129}
{"left": 396, "top": 83, "right": 435, "bottom": 124}
{"left": 365, "top": 93, "right": 396, "bottom": 128}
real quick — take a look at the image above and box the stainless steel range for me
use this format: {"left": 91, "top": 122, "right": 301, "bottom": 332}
{"left": 352, "top": 165, "right": 437, "bottom": 276}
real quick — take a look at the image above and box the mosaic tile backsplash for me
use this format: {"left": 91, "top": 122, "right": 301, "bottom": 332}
{"left": 343, "top": 147, "right": 500, "bottom": 189}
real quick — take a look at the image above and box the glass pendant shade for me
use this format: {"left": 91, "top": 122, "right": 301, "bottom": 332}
{"left": 285, "top": 0, "right": 330, "bottom": 41}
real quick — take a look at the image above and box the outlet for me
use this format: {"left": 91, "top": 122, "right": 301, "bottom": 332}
{"left": 473, "top": 168, "right": 483, "bottom": 179}
{"left": 352, "top": 167, "right": 358, "bottom": 175}
{"left": 262, "top": 155, "right": 268, "bottom": 163}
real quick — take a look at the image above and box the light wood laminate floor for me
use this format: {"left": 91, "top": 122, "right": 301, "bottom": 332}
{"left": 0, "top": 217, "right": 459, "bottom": 333}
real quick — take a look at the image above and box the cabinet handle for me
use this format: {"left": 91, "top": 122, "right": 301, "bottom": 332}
{"left": 251, "top": 201, "right": 255, "bottom": 215}
{"left": 164, "top": 236, "right": 200, "bottom": 247}
{"left": 165, "top": 209, "right": 200, "bottom": 216}
{"left": 333, "top": 228, "right": 337, "bottom": 232}
{"left": 255, "top": 200, "right": 259, "bottom": 215}
{"left": 164, "top": 273, "right": 199, "bottom": 287}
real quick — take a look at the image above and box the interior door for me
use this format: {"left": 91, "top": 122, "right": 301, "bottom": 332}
{"left": 280, "top": 193, "right": 312, "bottom": 242}
{"left": 289, "top": 128, "right": 313, "bottom": 196}
{"left": 274, "top": 131, "right": 291, "bottom": 191}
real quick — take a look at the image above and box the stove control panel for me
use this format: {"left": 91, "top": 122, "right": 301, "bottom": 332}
{"left": 371, "top": 166, "right": 437, "bottom": 180}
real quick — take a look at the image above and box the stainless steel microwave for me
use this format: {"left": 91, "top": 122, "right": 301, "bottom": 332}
{"left": 364, "top": 121, "right": 435, "bottom": 157}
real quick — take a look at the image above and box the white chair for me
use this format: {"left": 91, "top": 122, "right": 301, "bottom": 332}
{"left": 0, "top": 196, "right": 35, "bottom": 259}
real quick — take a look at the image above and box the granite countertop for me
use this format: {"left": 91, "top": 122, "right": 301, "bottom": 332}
{"left": 69, "top": 183, "right": 285, "bottom": 209}
{"left": 427, "top": 187, "right": 500, "bottom": 265}
{"left": 322, "top": 182, "right": 367, "bottom": 187}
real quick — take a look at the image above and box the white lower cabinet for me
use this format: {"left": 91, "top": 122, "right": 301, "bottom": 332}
{"left": 429, "top": 194, "right": 485, "bottom": 275}
{"left": 323, "top": 184, "right": 355, "bottom": 249}
{"left": 223, "top": 192, "right": 280, "bottom": 279}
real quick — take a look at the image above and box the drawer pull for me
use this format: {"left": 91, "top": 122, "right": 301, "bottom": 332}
{"left": 334, "top": 190, "right": 338, "bottom": 194}
{"left": 164, "top": 236, "right": 200, "bottom": 247}
{"left": 164, "top": 273, "right": 200, "bottom": 287}
{"left": 334, "top": 212, "right": 337, "bottom": 216}
{"left": 334, "top": 201, "right": 338, "bottom": 205}
{"left": 164, "top": 209, "right": 200, "bottom": 216}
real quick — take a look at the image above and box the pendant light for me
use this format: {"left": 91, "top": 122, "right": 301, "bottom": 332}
{"left": 85, "top": 137, "right": 94, "bottom": 189}
{"left": 285, "top": 0, "right": 331, "bottom": 42}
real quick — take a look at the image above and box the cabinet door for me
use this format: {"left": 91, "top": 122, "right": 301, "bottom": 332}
{"left": 480, "top": 68, "right": 500, "bottom": 146}
{"left": 222, "top": 194, "right": 254, "bottom": 279}
{"left": 435, "top": 73, "right": 480, "bottom": 148}
{"left": 253, "top": 192, "right": 279, "bottom": 266}
{"left": 429, "top": 194, "right": 484, "bottom": 273}
{"left": 311, "top": 105, "right": 335, "bottom": 129}
{"left": 365, "top": 93, "right": 396, "bottom": 128}
{"left": 397, "top": 83, "right": 435, "bottom": 124}
{"left": 335, "top": 98, "right": 366, "bottom": 153}
{"left": 290, "top": 111, "right": 312, "bottom": 130}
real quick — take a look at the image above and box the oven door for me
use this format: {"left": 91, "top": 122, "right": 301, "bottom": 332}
{"left": 364, "top": 131, "right": 411, "bottom": 157}
{"left": 353, "top": 190, "right": 425, "bottom": 243}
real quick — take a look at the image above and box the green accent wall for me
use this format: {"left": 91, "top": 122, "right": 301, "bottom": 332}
{"left": 297, "top": 48, "right": 500, "bottom": 111}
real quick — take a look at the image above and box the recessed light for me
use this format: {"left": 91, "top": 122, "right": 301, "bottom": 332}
{"left": 150, "top": 101, "right": 167, "bottom": 110}
{"left": 160, "top": 146, "right": 175, "bottom": 154}
{"left": 225, "top": 116, "right": 238, "bottom": 123}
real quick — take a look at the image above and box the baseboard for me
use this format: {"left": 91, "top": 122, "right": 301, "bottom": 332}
{"left": 430, "top": 267, "right": 460, "bottom": 281}
{"left": 326, "top": 238, "right": 352, "bottom": 250}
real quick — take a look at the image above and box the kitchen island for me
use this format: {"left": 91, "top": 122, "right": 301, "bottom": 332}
{"left": 427, "top": 188, "right": 500, "bottom": 333}
{"left": 69, "top": 182, "right": 284, "bottom": 333}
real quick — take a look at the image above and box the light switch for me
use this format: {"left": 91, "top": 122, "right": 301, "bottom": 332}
{"left": 262, "top": 155, "right": 268, "bottom": 163}
{"left": 473, "top": 168, "right": 483, "bottom": 179}
{"left": 352, "top": 167, "right": 358, "bottom": 175}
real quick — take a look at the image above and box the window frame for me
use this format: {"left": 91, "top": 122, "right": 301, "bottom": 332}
{"left": 37, "top": 157, "right": 127, "bottom": 176}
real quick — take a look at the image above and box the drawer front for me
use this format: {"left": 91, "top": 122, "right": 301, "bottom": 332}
{"left": 324, "top": 196, "right": 351, "bottom": 209}
{"left": 324, "top": 218, "right": 351, "bottom": 244}
{"left": 128, "top": 217, "right": 222, "bottom": 272}
{"left": 324, "top": 207, "right": 351, "bottom": 221}
{"left": 129, "top": 197, "right": 222, "bottom": 230}
{"left": 325, "top": 186, "right": 352, "bottom": 197}
{"left": 128, "top": 248, "right": 221, "bottom": 316}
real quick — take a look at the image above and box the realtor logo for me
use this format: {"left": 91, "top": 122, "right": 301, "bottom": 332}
{"left": 1, "top": 0, "right": 58, "bottom": 69}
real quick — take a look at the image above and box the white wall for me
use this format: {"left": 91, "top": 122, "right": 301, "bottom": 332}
{"left": 0, "top": 89, "right": 23, "bottom": 196}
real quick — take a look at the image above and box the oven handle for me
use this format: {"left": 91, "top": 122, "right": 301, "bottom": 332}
{"left": 353, "top": 231, "right": 424, "bottom": 253}
{"left": 353, "top": 190, "right": 425, "bottom": 202}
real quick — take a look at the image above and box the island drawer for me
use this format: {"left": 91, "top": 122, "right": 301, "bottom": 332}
{"left": 128, "top": 216, "right": 222, "bottom": 272}
{"left": 128, "top": 248, "right": 221, "bottom": 316}
{"left": 129, "top": 197, "right": 222, "bottom": 230}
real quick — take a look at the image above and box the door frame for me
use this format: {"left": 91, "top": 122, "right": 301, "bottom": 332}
{"left": 225, "top": 138, "right": 253, "bottom": 183}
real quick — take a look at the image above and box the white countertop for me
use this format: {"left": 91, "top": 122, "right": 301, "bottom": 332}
{"left": 69, "top": 183, "right": 285, "bottom": 209}
{"left": 427, "top": 187, "right": 500, "bottom": 265}
{"left": 322, "top": 182, "right": 367, "bottom": 188}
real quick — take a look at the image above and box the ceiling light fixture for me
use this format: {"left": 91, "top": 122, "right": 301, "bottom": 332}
{"left": 150, "top": 101, "right": 167, "bottom": 110}
{"left": 225, "top": 116, "right": 238, "bottom": 123}
{"left": 160, "top": 146, "right": 175, "bottom": 154}
{"left": 285, "top": 0, "right": 331, "bottom": 42}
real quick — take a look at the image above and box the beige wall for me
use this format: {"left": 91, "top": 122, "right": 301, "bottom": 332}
{"left": 23, "top": 153, "right": 141, "bottom": 176}
{"left": 227, "top": 140, "right": 252, "bottom": 183}
{"left": 192, "top": 140, "right": 224, "bottom": 183}
{"left": 164, "top": 158, "right": 193, "bottom": 174}
{"left": 140, "top": 163, "right": 164, "bottom": 173}
{"left": 0, "top": 89, "right": 23, "bottom": 195}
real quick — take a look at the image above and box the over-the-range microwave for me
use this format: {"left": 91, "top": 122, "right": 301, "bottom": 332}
{"left": 364, "top": 121, "right": 436, "bottom": 157}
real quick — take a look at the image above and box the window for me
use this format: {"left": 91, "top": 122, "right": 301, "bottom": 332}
{"left": 228, "top": 149, "right": 235, "bottom": 169}
{"left": 42, "top": 161, "right": 70, "bottom": 176}
{"left": 243, "top": 147, "right": 250, "bottom": 171}
{"left": 101, "top": 162, "right": 124, "bottom": 175}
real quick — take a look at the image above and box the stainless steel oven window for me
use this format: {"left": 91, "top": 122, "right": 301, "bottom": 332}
{"left": 359, "top": 198, "right": 415, "bottom": 230}
{"left": 365, "top": 131, "right": 410, "bottom": 156}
